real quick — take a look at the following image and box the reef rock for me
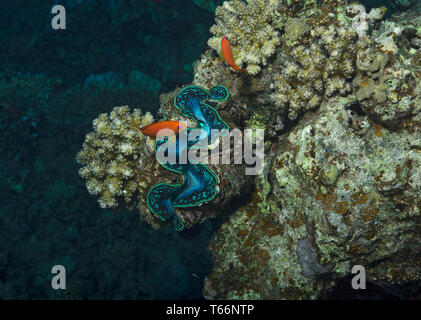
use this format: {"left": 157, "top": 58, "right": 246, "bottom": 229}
{"left": 203, "top": 95, "right": 421, "bottom": 299}
{"left": 199, "top": 2, "right": 421, "bottom": 299}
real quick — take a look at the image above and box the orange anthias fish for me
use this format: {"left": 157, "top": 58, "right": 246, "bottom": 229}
{"left": 221, "top": 37, "right": 247, "bottom": 73}
{"left": 136, "top": 121, "right": 187, "bottom": 139}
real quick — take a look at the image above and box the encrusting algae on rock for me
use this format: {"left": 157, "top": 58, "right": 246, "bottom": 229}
{"left": 197, "top": 0, "right": 421, "bottom": 299}
{"left": 203, "top": 95, "right": 421, "bottom": 299}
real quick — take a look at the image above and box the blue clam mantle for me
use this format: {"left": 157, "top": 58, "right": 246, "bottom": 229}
{"left": 147, "top": 85, "right": 229, "bottom": 231}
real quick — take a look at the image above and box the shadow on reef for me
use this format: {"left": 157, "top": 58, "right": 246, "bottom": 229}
{"left": 322, "top": 276, "right": 421, "bottom": 300}
{"left": 209, "top": 187, "right": 255, "bottom": 233}
{"left": 360, "top": 0, "right": 418, "bottom": 15}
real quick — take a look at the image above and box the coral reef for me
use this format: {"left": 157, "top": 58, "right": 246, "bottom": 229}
{"left": 76, "top": 106, "right": 156, "bottom": 210}
{"left": 72, "top": 0, "right": 421, "bottom": 298}
{"left": 296, "top": 239, "right": 334, "bottom": 280}
{"left": 207, "top": 0, "right": 281, "bottom": 75}
{"left": 199, "top": 0, "right": 421, "bottom": 299}
{"left": 204, "top": 96, "right": 421, "bottom": 299}
{"left": 268, "top": 23, "right": 359, "bottom": 120}
{"left": 352, "top": 25, "right": 420, "bottom": 128}
{"left": 194, "top": 0, "right": 421, "bottom": 129}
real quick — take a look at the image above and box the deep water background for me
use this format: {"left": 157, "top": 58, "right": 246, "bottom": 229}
{"left": 0, "top": 0, "right": 418, "bottom": 300}
{"left": 0, "top": 0, "right": 224, "bottom": 299}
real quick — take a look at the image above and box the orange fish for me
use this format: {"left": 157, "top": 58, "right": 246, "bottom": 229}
{"left": 136, "top": 121, "right": 187, "bottom": 139}
{"left": 221, "top": 37, "right": 247, "bottom": 73}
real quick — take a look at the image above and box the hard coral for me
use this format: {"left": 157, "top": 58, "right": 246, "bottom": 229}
{"left": 200, "top": 1, "right": 421, "bottom": 300}
{"left": 353, "top": 46, "right": 420, "bottom": 128}
{"left": 76, "top": 106, "right": 156, "bottom": 211}
{"left": 207, "top": 0, "right": 281, "bottom": 75}
{"left": 269, "top": 23, "right": 360, "bottom": 120}
{"left": 199, "top": 0, "right": 420, "bottom": 130}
